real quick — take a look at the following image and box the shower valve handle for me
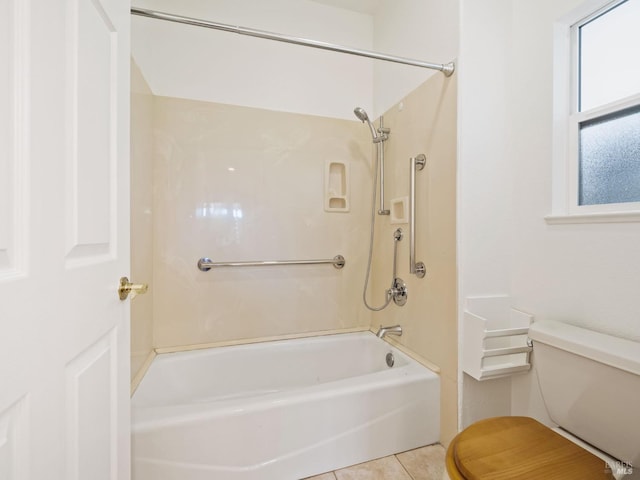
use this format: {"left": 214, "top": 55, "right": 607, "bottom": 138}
{"left": 388, "top": 278, "right": 408, "bottom": 307}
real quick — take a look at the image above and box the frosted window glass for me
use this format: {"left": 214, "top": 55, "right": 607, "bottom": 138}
{"left": 579, "top": 105, "right": 640, "bottom": 205}
{"left": 579, "top": 0, "right": 640, "bottom": 111}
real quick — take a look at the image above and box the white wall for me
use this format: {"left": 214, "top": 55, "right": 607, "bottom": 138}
{"left": 459, "top": 0, "right": 640, "bottom": 427}
{"left": 457, "top": 0, "right": 515, "bottom": 427}
{"left": 373, "top": 0, "right": 459, "bottom": 117}
{"left": 508, "top": 0, "right": 640, "bottom": 342}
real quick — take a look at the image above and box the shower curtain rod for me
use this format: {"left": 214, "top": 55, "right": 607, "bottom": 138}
{"left": 131, "top": 7, "right": 455, "bottom": 76}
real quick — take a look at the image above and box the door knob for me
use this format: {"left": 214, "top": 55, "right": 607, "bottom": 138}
{"left": 118, "top": 277, "right": 148, "bottom": 301}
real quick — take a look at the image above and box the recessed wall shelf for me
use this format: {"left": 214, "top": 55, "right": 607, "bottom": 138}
{"left": 324, "top": 160, "right": 349, "bottom": 212}
{"left": 390, "top": 196, "right": 409, "bottom": 224}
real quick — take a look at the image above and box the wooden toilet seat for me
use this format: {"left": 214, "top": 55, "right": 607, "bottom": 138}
{"left": 445, "top": 416, "right": 614, "bottom": 480}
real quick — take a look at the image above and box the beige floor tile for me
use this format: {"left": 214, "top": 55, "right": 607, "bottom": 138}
{"left": 303, "top": 472, "right": 337, "bottom": 480}
{"left": 335, "top": 456, "right": 412, "bottom": 480}
{"left": 396, "top": 444, "right": 445, "bottom": 480}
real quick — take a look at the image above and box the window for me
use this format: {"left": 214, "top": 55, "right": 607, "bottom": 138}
{"left": 551, "top": 0, "right": 640, "bottom": 221}
{"left": 578, "top": 104, "right": 640, "bottom": 206}
{"left": 577, "top": 0, "right": 640, "bottom": 112}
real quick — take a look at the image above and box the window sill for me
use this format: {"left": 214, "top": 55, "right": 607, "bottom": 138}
{"left": 545, "top": 211, "right": 640, "bottom": 225}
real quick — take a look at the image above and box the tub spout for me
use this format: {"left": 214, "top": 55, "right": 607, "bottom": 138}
{"left": 376, "top": 325, "right": 402, "bottom": 339}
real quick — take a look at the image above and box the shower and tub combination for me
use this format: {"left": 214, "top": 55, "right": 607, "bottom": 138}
{"left": 133, "top": 105, "right": 439, "bottom": 480}
{"left": 131, "top": 6, "right": 455, "bottom": 480}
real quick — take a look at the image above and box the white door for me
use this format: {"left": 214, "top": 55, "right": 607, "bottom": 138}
{"left": 0, "top": 0, "right": 131, "bottom": 479}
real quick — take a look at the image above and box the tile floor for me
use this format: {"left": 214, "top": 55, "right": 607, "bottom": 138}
{"left": 303, "top": 444, "right": 445, "bottom": 480}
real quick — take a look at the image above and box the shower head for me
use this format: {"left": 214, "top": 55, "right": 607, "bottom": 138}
{"left": 353, "top": 107, "right": 382, "bottom": 143}
{"left": 353, "top": 107, "right": 369, "bottom": 123}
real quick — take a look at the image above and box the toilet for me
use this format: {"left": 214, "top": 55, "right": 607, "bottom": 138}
{"left": 447, "top": 320, "right": 640, "bottom": 479}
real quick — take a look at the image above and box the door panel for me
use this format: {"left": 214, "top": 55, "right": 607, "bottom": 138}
{"left": 0, "top": 397, "right": 29, "bottom": 480}
{"left": 66, "top": 0, "right": 117, "bottom": 263}
{"left": 0, "top": 0, "right": 130, "bottom": 478}
{"left": 0, "top": 10, "right": 32, "bottom": 480}
{"left": 0, "top": 0, "right": 27, "bottom": 278}
{"left": 66, "top": 329, "right": 118, "bottom": 480}
{"left": 0, "top": 0, "right": 11, "bottom": 269}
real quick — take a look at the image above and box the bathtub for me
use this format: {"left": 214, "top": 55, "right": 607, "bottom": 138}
{"left": 131, "top": 331, "right": 440, "bottom": 480}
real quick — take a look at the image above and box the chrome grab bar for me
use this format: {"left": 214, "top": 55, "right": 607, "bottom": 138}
{"left": 197, "top": 255, "right": 345, "bottom": 272}
{"left": 410, "top": 154, "right": 426, "bottom": 278}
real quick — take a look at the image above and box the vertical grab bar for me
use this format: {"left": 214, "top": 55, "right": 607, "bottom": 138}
{"left": 410, "top": 154, "right": 426, "bottom": 278}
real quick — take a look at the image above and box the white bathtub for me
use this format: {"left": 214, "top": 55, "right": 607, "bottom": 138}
{"left": 131, "top": 331, "right": 440, "bottom": 480}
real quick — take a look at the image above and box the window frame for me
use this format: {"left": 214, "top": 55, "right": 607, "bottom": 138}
{"left": 549, "top": 0, "right": 640, "bottom": 223}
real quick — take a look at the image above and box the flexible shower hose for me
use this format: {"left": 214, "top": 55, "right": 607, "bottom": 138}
{"left": 362, "top": 141, "right": 396, "bottom": 311}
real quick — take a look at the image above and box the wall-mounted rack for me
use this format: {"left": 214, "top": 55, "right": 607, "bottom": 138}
{"left": 463, "top": 296, "right": 533, "bottom": 381}
{"left": 197, "top": 255, "right": 345, "bottom": 271}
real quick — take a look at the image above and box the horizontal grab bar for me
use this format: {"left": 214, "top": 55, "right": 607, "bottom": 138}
{"left": 197, "top": 255, "right": 345, "bottom": 271}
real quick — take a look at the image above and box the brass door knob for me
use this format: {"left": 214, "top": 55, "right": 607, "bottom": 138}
{"left": 118, "top": 277, "right": 148, "bottom": 301}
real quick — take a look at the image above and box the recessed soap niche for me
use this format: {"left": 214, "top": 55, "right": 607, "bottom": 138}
{"left": 324, "top": 161, "right": 350, "bottom": 212}
{"left": 390, "top": 196, "right": 409, "bottom": 224}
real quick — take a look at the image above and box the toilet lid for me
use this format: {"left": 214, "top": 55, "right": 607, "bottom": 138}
{"left": 452, "top": 416, "right": 614, "bottom": 480}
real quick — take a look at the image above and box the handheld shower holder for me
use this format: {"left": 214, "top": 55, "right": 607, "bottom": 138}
{"left": 354, "top": 107, "right": 390, "bottom": 214}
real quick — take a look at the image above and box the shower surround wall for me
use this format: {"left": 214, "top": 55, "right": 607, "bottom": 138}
{"left": 152, "top": 98, "right": 372, "bottom": 348}
{"left": 370, "top": 74, "right": 458, "bottom": 446}
{"left": 131, "top": 60, "right": 155, "bottom": 381}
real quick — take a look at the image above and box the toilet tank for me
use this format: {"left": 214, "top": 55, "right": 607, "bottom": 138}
{"left": 529, "top": 320, "right": 640, "bottom": 468}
